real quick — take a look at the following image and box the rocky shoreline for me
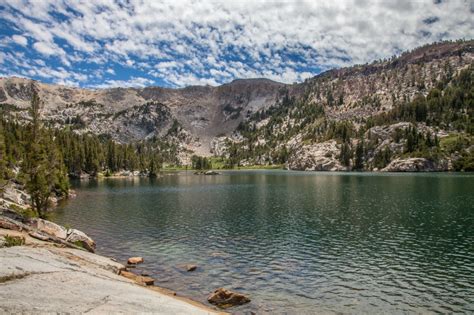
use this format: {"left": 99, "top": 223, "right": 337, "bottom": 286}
{"left": 0, "top": 228, "right": 222, "bottom": 314}
{"left": 0, "top": 182, "right": 253, "bottom": 313}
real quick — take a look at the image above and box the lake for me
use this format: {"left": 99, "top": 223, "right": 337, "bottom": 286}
{"left": 54, "top": 170, "right": 474, "bottom": 314}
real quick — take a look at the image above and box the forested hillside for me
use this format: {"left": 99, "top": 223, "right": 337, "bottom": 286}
{"left": 1, "top": 40, "right": 473, "bottom": 173}
{"left": 216, "top": 40, "right": 473, "bottom": 171}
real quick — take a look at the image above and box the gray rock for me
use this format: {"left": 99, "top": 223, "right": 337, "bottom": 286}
{"left": 0, "top": 246, "right": 216, "bottom": 314}
{"left": 288, "top": 140, "right": 346, "bottom": 171}
{"left": 30, "top": 218, "right": 68, "bottom": 240}
{"left": 207, "top": 287, "right": 251, "bottom": 308}
{"left": 381, "top": 158, "right": 448, "bottom": 172}
{"left": 66, "top": 229, "right": 96, "bottom": 253}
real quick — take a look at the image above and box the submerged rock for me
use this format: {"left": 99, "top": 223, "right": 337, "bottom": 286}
{"left": 66, "top": 229, "right": 96, "bottom": 253}
{"left": 186, "top": 264, "right": 197, "bottom": 272}
{"left": 127, "top": 256, "right": 144, "bottom": 264}
{"left": 194, "top": 170, "right": 220, "bottom": 175}
{"left": 204, "top": 170, "right": 220, "bottom": 175}
{"left": 207, "top": 288, "right": 250, "bottom": 308}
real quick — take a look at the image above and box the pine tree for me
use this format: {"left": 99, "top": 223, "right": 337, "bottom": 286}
{"left": 339, "top": 142, "right": 352, "bottom": 167}
{"left": 0, "top": 120, "right": 8, "bottom": 186}
{"left": 354, "top": 139, "right": 365, "bottom": 170}
{"left": 148, "top": 154, "right": 161, "bottom": 177}
{"left": 23, "top": 90, "right": 68, "bottom": 218}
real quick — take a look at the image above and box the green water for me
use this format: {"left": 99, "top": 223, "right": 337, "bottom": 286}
{"left": 54, "top": 171, "right": 474, "bottom": 314}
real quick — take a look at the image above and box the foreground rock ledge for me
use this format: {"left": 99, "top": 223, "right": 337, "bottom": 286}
{"left": 0, "top": 230, "right": 221, "bottom": 314}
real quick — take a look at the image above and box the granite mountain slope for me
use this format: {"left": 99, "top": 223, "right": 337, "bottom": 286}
{"left": 1, "top": 40, "right": 473, "bottom": 170}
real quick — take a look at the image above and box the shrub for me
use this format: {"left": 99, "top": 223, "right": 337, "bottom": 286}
{"left": 4, "top": 235, "right": 25, "bottom": 247}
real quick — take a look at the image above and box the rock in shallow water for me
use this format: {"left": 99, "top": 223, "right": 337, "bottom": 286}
{"left": 120, "top": 270, "right": 154, "bottom": 286}
{"left": 127, "top": 256, "right": 144, "bottom": 264}
{"left": 207, "top": 288, "right": 250, "bottom": 308}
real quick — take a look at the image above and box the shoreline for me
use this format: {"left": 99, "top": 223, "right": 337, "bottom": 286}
{"left": 0, "top": 183, "right": 226, "bottom": 314}
{"left": 0, "top": 227, "right": 224, "bottom": 314}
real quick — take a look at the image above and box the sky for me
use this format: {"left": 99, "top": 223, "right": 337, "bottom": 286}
{"left": 0, "top": 0, "right": 472, "bottom": 89}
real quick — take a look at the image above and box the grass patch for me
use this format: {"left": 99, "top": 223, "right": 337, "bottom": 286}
{"left": 3, "top": 235, "right": 26, "bottom": 247}
{"left": 72, "top": 240, "right": 85, "bottom": 249}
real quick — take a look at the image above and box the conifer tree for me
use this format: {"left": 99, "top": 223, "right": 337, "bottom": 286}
{"left": 23, "top": 89, "right": 68, "bottom": 218}
{"left": 354, "top": 139, "right": 365, "bottom": 170}
{"left": 0, "top": 120, "right": 8, "bottom": 186}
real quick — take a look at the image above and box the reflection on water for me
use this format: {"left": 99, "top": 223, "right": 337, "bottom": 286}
{"left": 54, "top": 171, "right": 474, "bottom": 314}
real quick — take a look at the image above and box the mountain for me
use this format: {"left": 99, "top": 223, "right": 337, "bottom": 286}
{"left": 1, "top": 40, "right": 473, "bottom": 171}
{"left": 0, "top": 77, "right": 287, "bottom": 156}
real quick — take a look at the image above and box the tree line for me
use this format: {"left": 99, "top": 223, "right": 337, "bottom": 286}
{"left": 0, "top": 91, "right": 171, "bottom": 217}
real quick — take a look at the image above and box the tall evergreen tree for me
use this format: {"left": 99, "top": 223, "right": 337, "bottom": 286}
{"left": 23, "top": 89, "right": 68, "bottom": 218}
{"left": 354, "top": 139, "right": 365, "bottom": 170}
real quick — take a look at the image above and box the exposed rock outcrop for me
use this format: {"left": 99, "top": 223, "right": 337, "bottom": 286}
{"left": 381, "top": 158, "right": 449, "bottom": 172}
{"left": 287, "top": 140, "right": 346, "bottom": 171}
{"left": 0, "top": 240, "right": 218, "bottom": 314}
{"left": 30, "top": 218, "right": 68, "bottom": 240}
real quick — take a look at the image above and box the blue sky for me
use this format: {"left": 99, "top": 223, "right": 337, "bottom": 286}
{"left": 0, "top": 0, "right": 472, "bottom": 89}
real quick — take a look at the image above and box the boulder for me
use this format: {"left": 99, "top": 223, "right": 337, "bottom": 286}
{"left": 204, "top": 171, "right": 220, "bottom": 175}
{"left": 186, "top": 264, "right": 197, "bottom": 272}
{"left": 207, "top": 288, "right": 250, "bottom": 308}
{"left": 0, "top": 216, "right": 23, "bottom": 231}
{"left": 381, "top": 158, "right": 448, "bottom": 172}
{"left": 127, "top": 256, "right": 144, "bottom": 264}
{"left": 66, "top": 229, "right": 96, "bottom": 253}
{"left": 120, "top": 270, "right": 155, "bottom": 286}
{"left": 30, "top": 218, "right": 68, "bottom": 240}
{"left": 287, "top": 140, "right": 346, "bottom": 171}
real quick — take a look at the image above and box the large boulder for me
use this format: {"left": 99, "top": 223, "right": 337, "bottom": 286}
{"left": 207, "top": 288, "right": 250, "bottom": 308}
{"left": 30, "top": 218, "right": 68, "bottom": 240}
{"left": 66, "top": 229, "right": 96, "bottom": 253}
{"left": 382, "top": 158, "right": 448, "bottom": 172}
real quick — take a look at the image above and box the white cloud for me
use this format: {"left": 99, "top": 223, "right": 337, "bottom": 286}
{"left": 12, "top": 35, "right": 28, "bottom": 46}
{"left": 93, "top": 77, "right": 155, "bottom": 89}
{"left": 33, "top": 41, "right": 56, "bottom": 56}
{"left": 0, "top": 0, "right": 472, "bottom": 87}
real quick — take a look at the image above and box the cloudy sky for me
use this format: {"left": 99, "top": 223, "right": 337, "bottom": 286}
{"left": 0, "top": 0, "right": 472, "bottom": 88}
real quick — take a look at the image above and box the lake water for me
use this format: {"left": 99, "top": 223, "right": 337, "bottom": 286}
{"left": 54, "top": 171, "right": 474, "bottom": 314}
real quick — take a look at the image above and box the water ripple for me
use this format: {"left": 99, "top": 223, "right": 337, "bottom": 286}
{"left": 54, "top": 171, "right": 474, "bottom": 314}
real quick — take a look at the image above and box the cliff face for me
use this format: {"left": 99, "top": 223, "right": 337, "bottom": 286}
{"left": 1, "top": 40, "right": 473, "bottom": 170}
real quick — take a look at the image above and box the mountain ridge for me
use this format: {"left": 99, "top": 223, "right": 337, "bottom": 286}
{"left": 1, "top": 39, "right": 473, "bottom": 169}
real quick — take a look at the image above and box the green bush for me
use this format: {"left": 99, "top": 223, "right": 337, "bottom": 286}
{"left": 4, "top": 235, "right": 25, "bottom": 247}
